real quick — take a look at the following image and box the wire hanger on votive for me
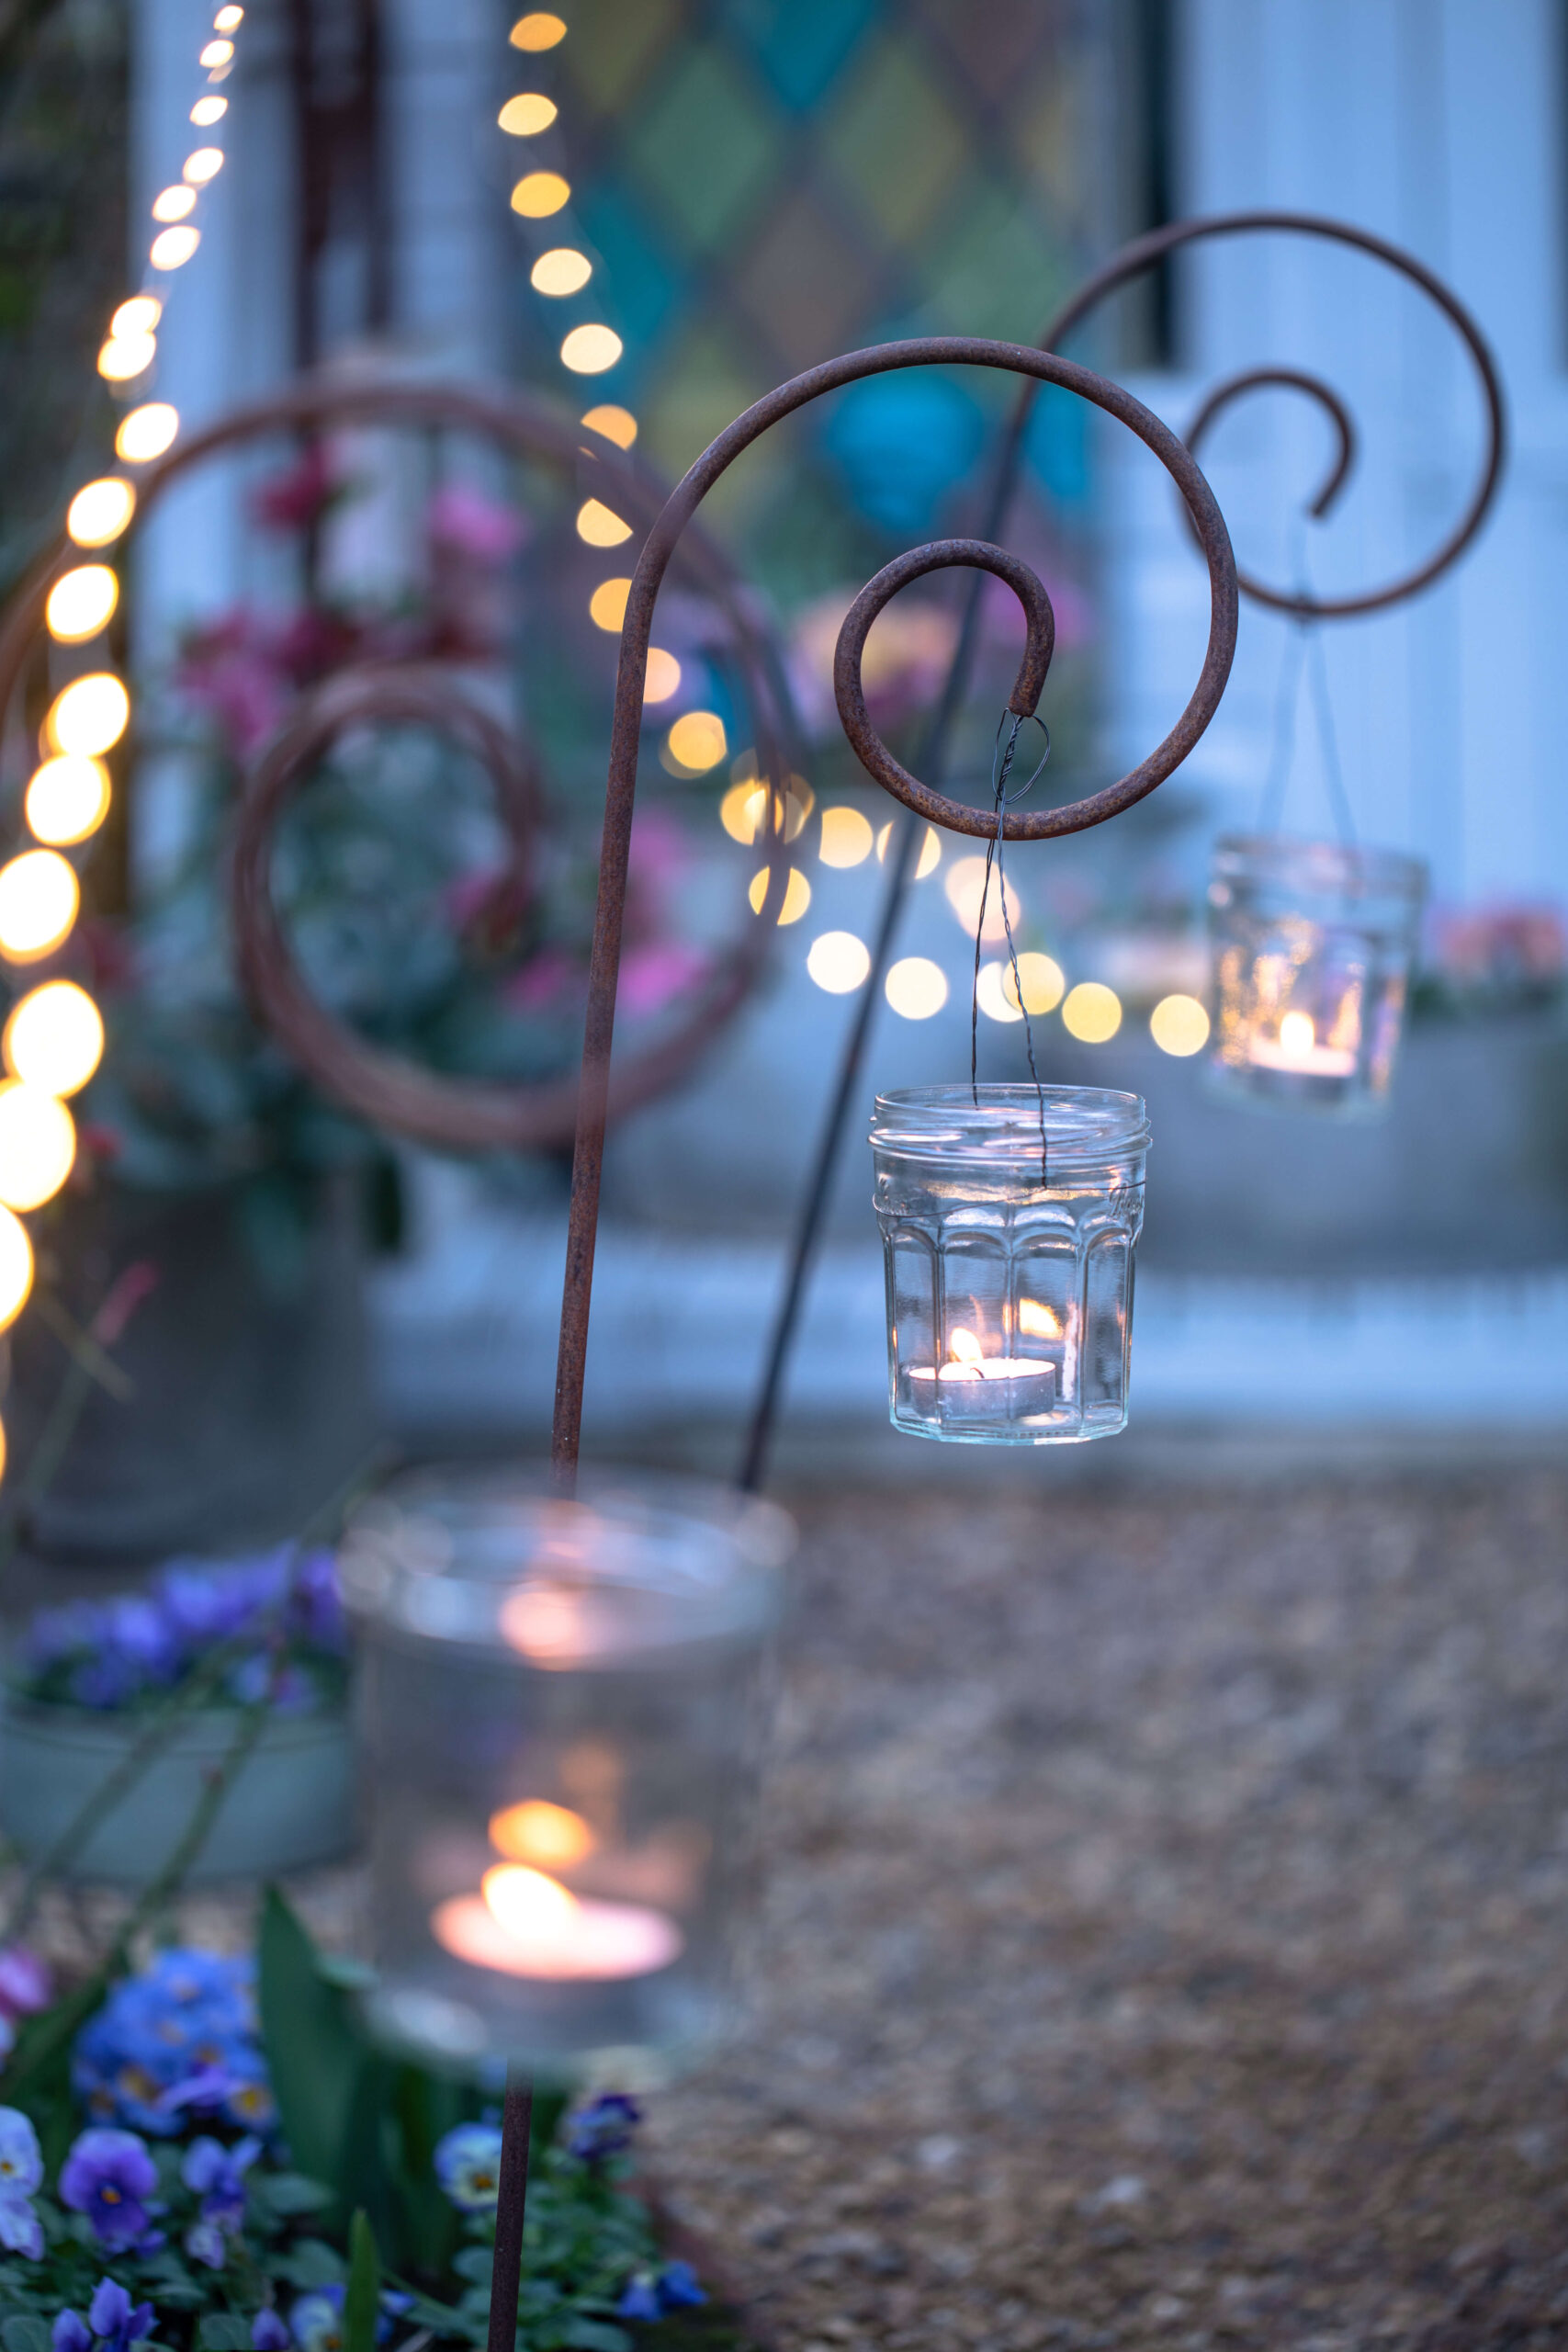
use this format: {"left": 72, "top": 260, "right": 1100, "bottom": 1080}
{"left": 1258, "top": 519, "right": 1357, "bottom": 848}
{"left": 971, "top": 707, "right": 1052, "bottom": 1183}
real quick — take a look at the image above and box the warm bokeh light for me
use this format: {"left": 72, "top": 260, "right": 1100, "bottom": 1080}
{"left": 643, "top": 649, "right": 681, "bottom": 704}
{"left": 199, "top": 37, "right": 232, "bottom": 64}
{"left": 190, "top": 95, "right": 227, "bottom": 124}
{"left": 1149, "top": 992, "right": 1211, "bottom": 1057}
{"left": 666, "top": 710, "right": 727, "bottom": 772}
{"left": 152, "top": 185, "right": 197, "bottom": 222}
{"left": 1004, "top": 951, "right": 1066, "bottom": 1016}
{"left": 150, "top": 225, "right": 200, "bottom": 270}
{"left": 885, "top": 956, "right": 949, "bottom": 1020}
{"left": 944, "top": 852, "right": 1021, "bottom": 940}
{"left": 807, "top": 931, "right": 871, "bottom": 993}
{"left": 0, "top": 852, "right": 79, "bottom": 964}
{"left": 588, "top": 577, "right": 630, "bottom": 631}
{"left": 26, "top": 756, "right": 110, "bottom": 847}
{"left": 489, "top": 1799, "right": 595, "bottom": 1868}
{"left": 47, "top": 673, "right": 129, "bottom": 758}
{"left": 877, "top": 820, "right": 942, "bottom": 876}
{"left": 500, "top": 92, "right": 557, "bottom": 134}
{"left": 581, "top": 404, "right": 637, "bottom": 447}
{"left": 1280, "top": 1009, "right": 1315, "bottom": 1057}
{"left": 575, "top": 498, "right": 630, "bottom": 547}
{"left": 560, "top": 324, "right": 623, "bottom": 373}
{"left": 511, "top": 10, "right": 566, "bottom": 47}
{"left": 975, "top": 961, "right": 1022, "bottom": 1023}
{"left": 1019, "top": 1297, "right": 1063, "bottom": 1340}
{"left": 0, "top": 1206, "right": 34, "bottom": 1333}
{"left": 0, "top": 1083, "right": 76, "bottom": 1211}
{"left": 183, "top": 147, "right": 224, "bottom": 183}
{"left": 748, "top": 866, "right": 811, "bottom": 925}
{"left": 45, "top": 567, "right": 118, "bottom": 644}
{"left": 66, "top": 478, "right": 135, "bottom": 548}
{"left": 111, "top": 295, "right": 161, "bottom": 337}
{"left": 97, "top": 334, "right": 155, "bottom": 383}
{"left": 213, "top": 4, "right": 243, "bottom": 27}
{"left": 116, "top": 403, "right": 178, "bottom": 461}
{"left": 1062, "top": 981, "right": 1122, "bottom": 1043}
{"left": 5, "top": 981, "right": 104, "bottom": 1097}
{"left": 530, "top": 246, "right": 591, "bottom": 294}
{"left": 819, "top": 805, "right": 874, "bottom": 867}
{"left": 511, "top": 170, "right": 570, "bottom": 217}
{"left": 719, "top": 782, "right": 808, "bottom": 844}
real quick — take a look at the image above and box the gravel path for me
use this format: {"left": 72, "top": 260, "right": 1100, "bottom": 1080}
{"left": 645, "top": 1471, "right": 1568, "bottom": 2352}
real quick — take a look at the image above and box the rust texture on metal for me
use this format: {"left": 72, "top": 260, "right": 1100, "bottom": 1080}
{"left": 1042, "top": 209, "right": 1506, "bottom": 619}
{"left": 549, "top": 334, "right": 1241, "bottom": 1485}
{"left": 0, "top": 375, "right": 800, "bottom": 1155}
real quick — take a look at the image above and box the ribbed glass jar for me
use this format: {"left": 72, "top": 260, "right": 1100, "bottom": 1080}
{"left": 338, "top": 1468, "right": 792, "bottom": 2081}
{"left": 1207, "top": 834, "right": 1427, "bottom": 1117}
{"left": 870, "top": 1085, "right": 1150, "bottom": 1445}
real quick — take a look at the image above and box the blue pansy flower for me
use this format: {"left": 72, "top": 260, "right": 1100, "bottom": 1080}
{"left": 433, "top": 2121, "right": 503, "bottom": 2211}
{"left": 0, "top": 2105, "right": 44, "bottom": 2258}
{"left": 566, "top": 2093, "right": 640, "bottom": 2163}
{"left": 251, "top": 2312, "right": 290, "bottom": 2352}
{"left": 288, "top": 2289, "right": 344, "bottom": 2352}
{"left": 53, "top": 2280, "right": 155, "bottom": 2352}
{"left": 615, "top": 2263, "right": 705, "bottom": 2323}
{"left": 59, "top": 2129, "right": 162, "bottom": 2253}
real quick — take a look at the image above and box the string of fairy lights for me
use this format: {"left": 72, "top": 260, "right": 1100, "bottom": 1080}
{"left": 0, "top": 1, "right": 247, "bottom": 1458}
{"left": 499, "top": 12, "right": 1213, "bottom": 1065}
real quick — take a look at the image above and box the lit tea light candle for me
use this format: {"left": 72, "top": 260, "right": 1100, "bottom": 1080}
{"left": 432, "top": 1862, "right": 682, "bottom": 1981}
{"left": 908, "top": 1325, "right": 1056, "bottom": 1420}
{"left": 1247, "top": 1009, "right": 1357, "bottom": 1079}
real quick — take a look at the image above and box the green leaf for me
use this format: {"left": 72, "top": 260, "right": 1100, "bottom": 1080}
{"left": 4, "top": 2317, "right": 54, "bottom": 2352}
{"left": 562, "top": 2324, "right": 630, "bottom": 2352}
{"left": 254, "top": 2173, "right": 335, "bottom": 2216}
{"left": 343, "top": 2211, "right": 380, "bottom": 2352}
{"left": 268, "top": 2242, "right": 346, "bottom": 2290}
{"left": 197, "top": 2320, "right": 254, "bottom": 2351}
{"left": 256, "top": 1889, "right": 369, "bottom": 2210}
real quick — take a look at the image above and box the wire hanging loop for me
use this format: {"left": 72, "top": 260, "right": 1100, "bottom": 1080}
{"left": 970, "top": 708, "right": 1052, "bottom": 1182}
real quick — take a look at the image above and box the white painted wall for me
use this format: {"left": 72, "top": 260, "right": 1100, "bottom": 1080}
{"left": 1103, "top": 0, "right": 1568, "bottom": 910}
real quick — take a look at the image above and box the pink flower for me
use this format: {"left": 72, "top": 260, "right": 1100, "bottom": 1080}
{"left": 92, "top": 1261, "right": 160, "bottom": 1349}
{"left": 252, "top": 445, "right": 339, "bottom": 533}
{"left": 617, "top": 942, "right": 708, "bottom": 1017}
{"left": 428, "top": 484, "right": 528, "bottom": 565}
{"left": 0, "top": 1948, "right": 50, "bottom": 2020}
{"left": 175, "top": 615, "right": 288, "bottom": 754}
{"left": 502, "top": 946, "right": 577, "bottom": 1012}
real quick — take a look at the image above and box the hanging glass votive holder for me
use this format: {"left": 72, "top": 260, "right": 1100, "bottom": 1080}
{"left": 1206, "top": 834, "right": 1427, "bottom": 1117}
{"left": 870, "top": 1084, "right": 1150, "bottom": 1445}
{"left": 337, "top": 1468, "right": 792, "bottom": 2081}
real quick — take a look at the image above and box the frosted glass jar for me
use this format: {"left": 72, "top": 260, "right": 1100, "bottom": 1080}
{"left": 1208, "top": 834, "right": 1427, "bottom": 1116}
{"left": 338, "top": 1468, "right": 792, "bottom": 2081}
{"left": 870, "top": 1085, "right": 1150, "bottom": 1444}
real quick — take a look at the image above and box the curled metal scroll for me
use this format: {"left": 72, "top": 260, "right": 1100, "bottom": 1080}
{"left": 1042, "top": 209, "right": 1506, "bottom": 619}
{"left": 0, "top": 376, "right": 801, "bottom": 1151}
{"left": 550, "top": 334, "right": 1240, "bottom": 1478}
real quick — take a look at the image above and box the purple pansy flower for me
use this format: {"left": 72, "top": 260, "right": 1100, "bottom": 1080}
{"left": 566, "top": 2093, "right": 640, "bottom": 2163}
{"left": 182, "top": 2132, "right": 259, "bottom": 2226}
{"left": 53, "top": 2282, "right": 155, "bottom": 2352}
{"left": 59, "top": 2128, "right": 160, "bottom": 2251}
{"left": 0, "top": 1945, "right": 51, "bottom": 2018}
{"left": 53, "top": 2314, "right": 93, "bottom": 2352}
{"left": 0, "top": 2104, "right": 43, "bottom": 2257}
{"left": 252, "top": 2312, "right": 290, "bottom": 2352}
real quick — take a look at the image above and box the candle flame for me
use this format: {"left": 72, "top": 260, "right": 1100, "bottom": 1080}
{"left": 1018, "top": 1298, "right": 1062, "bottom": 1340}
{"left": 949, "top": 1327, "right": 983, "bottom": 1366}
{"left": 1279, "top": 1010, "right": 1315, "bottom": 1056}
{"left": 489, "top": 1799, "right": 596, "bottom": 1868}
{"left": 481, "top": 1862, "right": 580, "bottom": 1939}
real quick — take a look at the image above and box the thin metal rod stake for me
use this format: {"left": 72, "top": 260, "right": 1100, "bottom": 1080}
{"left": 487, "top": 2073, "right": 534, "bottom": 2352}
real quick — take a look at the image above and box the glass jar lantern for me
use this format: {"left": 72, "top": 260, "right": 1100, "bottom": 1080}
{"left": 871, "top": 1084, "right": 1150, "bottom": 1444}
{"left": 337, "top": 1468, "right": 792, "bottom": 2080}
{"left": 1207, "top": 834, "right": 1427, "bottom": 1116}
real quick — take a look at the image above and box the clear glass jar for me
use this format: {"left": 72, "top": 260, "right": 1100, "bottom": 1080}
{"left": 870, "top": 1084, "right": 1150, "bottom": 1444}
{"left": 1207, "top": 834, "right": 1427, "bottom": 1116}
{"left": 338, "top": 1467, "right": 792, "bottom": 2081}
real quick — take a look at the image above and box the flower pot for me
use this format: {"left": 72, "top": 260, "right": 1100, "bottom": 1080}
{"left": 0, "top": 1700, "right": 356, "bottom": 1884}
